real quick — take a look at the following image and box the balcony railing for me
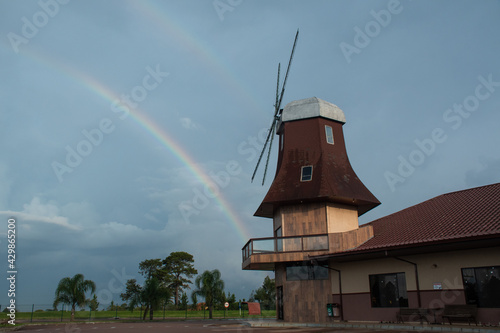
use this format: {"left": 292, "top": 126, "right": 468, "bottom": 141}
{"left": 242, "top": 234, "right": 329, "bottom": 262}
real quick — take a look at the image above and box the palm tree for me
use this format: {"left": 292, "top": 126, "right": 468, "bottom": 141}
{"left": 193, "top": 269, "right": 224, "bottom": 319}
{"left": 141, "top": 277, "right": 171, "bottom": 320}
{"left": 53, "top": 273, "right": 96, "bottom": 321}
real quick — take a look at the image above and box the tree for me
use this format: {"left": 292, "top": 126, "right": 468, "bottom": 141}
{"left": 120, "top": 279, "right": 143, "bottom": 311}
{"left": 141, "top": 277, "right": 171, "bottom": 320}
{"left": 53, "top": 273, "right": 96, "bottom": 321}
{"left": 190, "top": 292, "right": 198, "bottom": 310}
{"left": 226, "top": 292, "right": 237, "bottom": 310}
{"left": 121, "top": 277, "right": 171, "bottom": 320}
{"left": 250, "top": 276, "right": 276, "bottom": 310}
{"left": 180, "top": 292, "right": 189, "bottom": 310}
{"left": 139, "top": 259, "right": 164, "bottom": 280}
{"left": 137, "top": 258, "right": 170, "bottom": 319}
{"left": 89, "top": 294, "right": 99, "bottom": 311}
{"left": 216, "top": 288, "right": 226, "bottom": 310}
{"left": 162, "top": 252, "right": 197, "bottom": 307}
{"left": 107, "top": 300, "right": 116, "bottom": 311}
{"left": 193, "top": 269, "right": 224, "bottom": 319}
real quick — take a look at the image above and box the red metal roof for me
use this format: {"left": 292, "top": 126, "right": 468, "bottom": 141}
{"left": 348, "top": 183, "right": 500, "bottom": 253}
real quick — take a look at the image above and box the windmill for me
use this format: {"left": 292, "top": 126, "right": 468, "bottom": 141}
{"left": 251, "top": 29, "right": 299, "bottom": 185}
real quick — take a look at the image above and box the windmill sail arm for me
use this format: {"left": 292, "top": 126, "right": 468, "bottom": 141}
{"left": 277, "top": 29, "right": 299, "bottom": 111}
{"left": 251, "top": 29, "right": 299, "bottom": 185}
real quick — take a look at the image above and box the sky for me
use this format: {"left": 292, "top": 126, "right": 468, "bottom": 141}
{"left": 1, "top": 0, "right": 500, "bottom": 310}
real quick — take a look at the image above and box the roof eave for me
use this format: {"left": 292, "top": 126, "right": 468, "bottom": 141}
{"left": 254, "top": 196, "right": 381, "bottom": 218}
{"left": 310, "top": 234, "right": 500, "bottom": 262}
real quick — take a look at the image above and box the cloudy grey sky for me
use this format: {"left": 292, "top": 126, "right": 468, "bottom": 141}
{"left": 1, "top": 0, "right": 500, "bottom": 308}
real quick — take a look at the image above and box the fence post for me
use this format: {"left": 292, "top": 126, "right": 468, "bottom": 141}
{"left": 60, "top": 304, "right": 64, "bottom": 322}
{"left": 31, "top": 304, "right": 34, "bottom": 322}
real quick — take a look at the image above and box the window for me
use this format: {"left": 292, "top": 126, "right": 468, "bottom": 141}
{"left": 462, "top": 266, "right": 500, "bottom": 308}
{"left": 369, "top": 273, "right": 408, "bottom": 308}
{"left": 286, "top": 262, "right": 328, "bottom": 281}
{"left": 275, "top": 227, "right": 282, "bottom": 252}
{"left": 301, "top": 166, "right": 313, "bottom": 181}
{"left": 325, "top": 125, "right": 334, "bottom": 144}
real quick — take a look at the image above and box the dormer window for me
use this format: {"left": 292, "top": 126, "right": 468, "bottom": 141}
{"left": 325, "top": 125, "right": 334, "bottom": 144}
{"left": 301, "top": 166, "right": 313, "bottom": 182}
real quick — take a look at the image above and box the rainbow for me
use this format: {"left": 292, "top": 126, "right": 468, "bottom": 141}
{"left": 2, "top": 40, "right": 253, "bottom": 242}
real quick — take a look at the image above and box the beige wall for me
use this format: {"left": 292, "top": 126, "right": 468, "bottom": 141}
{"left": 330, "top": 257, "right": 415, "bottom": 294}
{"left": 409, "top": 248, "right": 500, "bottom": 290}
{"left": 326, "top": 203, "right": 359, "bottom": 233}
{"left": 329, "top": 246, "right": 500, "bottom": 294}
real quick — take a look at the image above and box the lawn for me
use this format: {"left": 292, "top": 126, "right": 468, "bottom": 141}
{"left": 12, "top": 309, "right": 276, "bottom": 322}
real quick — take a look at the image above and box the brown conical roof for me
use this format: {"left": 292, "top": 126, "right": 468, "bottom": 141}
{"left": 255, "top": 97, "right": 380, "bottom": 218}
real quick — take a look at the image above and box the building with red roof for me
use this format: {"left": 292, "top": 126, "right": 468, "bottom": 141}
{"left": 243, "top": 97, "right": 500, "bottom": 324}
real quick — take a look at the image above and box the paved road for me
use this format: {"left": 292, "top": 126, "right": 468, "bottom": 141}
{"left": 12, "top": 321, "right": 331, "bottom": 333}
{"left": 13, "top": 320, "right": 356, "bottom": 333}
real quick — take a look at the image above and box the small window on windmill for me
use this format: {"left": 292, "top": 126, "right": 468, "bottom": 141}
{"left": 325, "top": 125, "right": 334, "bottom": 145}
{"left": 301, "top": 166, "right": 313, "bottom": 182}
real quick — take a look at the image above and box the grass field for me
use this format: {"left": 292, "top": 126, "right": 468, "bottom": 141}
{"left": 11, "top": 309, "right": 276, "bottom": 322}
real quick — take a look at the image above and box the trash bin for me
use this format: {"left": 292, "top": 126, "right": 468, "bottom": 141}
{"left": 327, "top": 303, "right": 333, "bottom": 317}
{"left": 332, "top": 303, "right": 340, "bottom": 317}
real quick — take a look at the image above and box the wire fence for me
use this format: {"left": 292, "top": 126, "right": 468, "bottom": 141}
{"left": 3, "top": 304, "right": 276, "bottom": 323}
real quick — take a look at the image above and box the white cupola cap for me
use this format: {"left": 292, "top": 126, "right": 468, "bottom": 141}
{"left": 281, "top": 97, "right": 346, "bottom": 124}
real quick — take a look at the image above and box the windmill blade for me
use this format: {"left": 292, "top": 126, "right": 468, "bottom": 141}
{"left": 251, "top": 63, "right": 281, "bottom": 183}
{"left": 251, "top": 29, "right": 299, "bottom": 184}
{"left": 251, "top": 116, "right": 277, "bottom": 183}
{"left": 262, "top": 122, "right": 276, "bottom": 185}
{"left": 276, "top": 29, "right": 299, "bottom": 112}
{"left": 274, "top": 63, "right": 281, "bottom": 113}
{"left": 261, "top": 62, "right": 282, "bottom": 185}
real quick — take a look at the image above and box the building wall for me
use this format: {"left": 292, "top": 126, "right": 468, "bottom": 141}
{"left": 329, "top": 247, "right": 500, "bottom": 324}
{"left": 275, "top": 202, "right": 361, "bottom": 237}
{"left": 276, "top": 263, "right": 333, "bottom": 323}
{"left": 276, "top": 203, "right": 328, "bottom": 237}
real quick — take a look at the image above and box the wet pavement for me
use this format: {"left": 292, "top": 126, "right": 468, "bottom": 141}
{"left": 9, "top": 320, "right": 338, "bottom": 332}
{"left": 8, "top": 319, "right": 500, "bottom": 333}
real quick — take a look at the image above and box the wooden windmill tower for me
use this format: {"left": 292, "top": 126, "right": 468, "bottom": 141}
{"left": 243, "top": 31, "right": 380, "bottom": 322}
